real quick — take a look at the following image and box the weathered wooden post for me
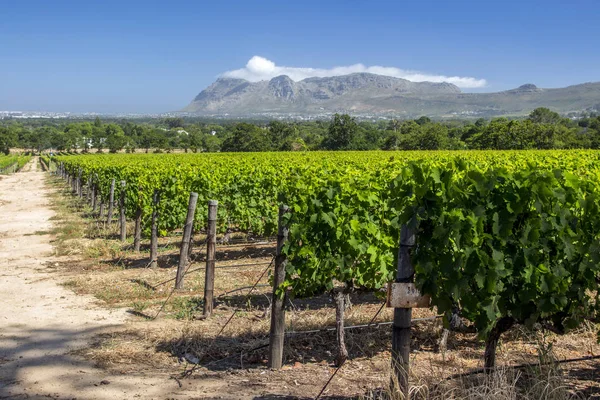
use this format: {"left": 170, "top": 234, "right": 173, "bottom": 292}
{"left": 202, "top": 200, "right": 218, "bottom": 317}
{"left": 334, "top": 288, "right": 349, "bottom": 366}
{"left": 388, "top": 225, "right": 426, "bottom": 398}
{"left": 133, "top": 201, "right": 142, "bottom": 252}
{"left": 77, "top": 169, "right": 83, "bottom": 198}
{"left": 86, "top": 176, "right": 92, "bottom": 203}
{"left": 92, "top": 174, "right": 98, "bottom": 212}
{"left": 119, "top": 180, "right": 126, "bottom": 242}
{"left": 91, "top": 184, "right": 97, "bottom": 212}
{"left": 175, "top": 192, "right": 198, "bottom": 290}
{"left": 106, "top": 179, "right": 115, "bottom": 225}
{"left": 268, "top": 205, "right": 289, "bottom": 369}
{"left": 150, "top": 190, "right": 160, "bottom": 268}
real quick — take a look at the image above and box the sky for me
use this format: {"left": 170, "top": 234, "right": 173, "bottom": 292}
{"left": 1, "top": 0, "right": 600, "bottom": 113}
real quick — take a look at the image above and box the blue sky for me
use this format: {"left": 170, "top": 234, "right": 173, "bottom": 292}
{"left": 1, "top": 0, "right": 599, "bottom": 113}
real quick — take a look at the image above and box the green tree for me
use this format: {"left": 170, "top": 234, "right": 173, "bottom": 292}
{"left": 92, "top": 120, "right": 105, "bottom": 152}
{"left": 268, "top": 121, "right": 296, "bottom": 150}
{"left": 322, "top": 114, "right": 358, "bottom": 150}
{"left": 105, "top": 124, "right": 127, "bottom": 153}
{"left": 62, "top": 124, "right": 84, "bottom": 151}
{"left": 468, "top": 118, "right": 510, "bottom": 149}
{"left": 281, "top": 137, "right": 308, "bottom": 151}
{"left": 29, "top": 126, "right": 55, "bottom": 153}
{"left": 202, "top": 133, "right": 222, "bottom": 152}
{"left": 0, "top": 126, "right": 17, "bottom": 154}
{"left": 221, "top": 123, "right": 272, "bottom": 152}
{"left": 163, "top": 117, "right": 185, "bottom": 129}
{"left": 528, "top": 107, "right": 561, "bottom": 124}
{"left": 415, "top": 116, "right": 432, "bottom": 126}
{"left": 587, "top": 117, "right": 600, "bottom": 148}
{"left": 414, "top": 123, "right": 449, "bottom": 150}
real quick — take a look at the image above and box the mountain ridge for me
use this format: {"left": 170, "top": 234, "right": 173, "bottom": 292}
{"left": 184, "top": 73, "right": 600, "bottom": 118}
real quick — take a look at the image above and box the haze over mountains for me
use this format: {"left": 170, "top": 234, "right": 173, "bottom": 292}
{"left": 183, "top": 73, "right": 600, "bottom": 118}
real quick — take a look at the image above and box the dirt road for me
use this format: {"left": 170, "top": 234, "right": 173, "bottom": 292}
{"left": 0, "top": 159, "right": 234, "bottom": 400}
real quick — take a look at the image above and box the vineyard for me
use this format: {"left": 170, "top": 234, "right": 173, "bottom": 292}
{"left": 0, "top": 154, "right": 31, "bottom": 174}
{"left": 48, "top": 150, "right": 600, "bottom": 397}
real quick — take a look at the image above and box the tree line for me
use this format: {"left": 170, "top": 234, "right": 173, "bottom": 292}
{"left": 1, "top": 108, "right": 600, "bottom": 154}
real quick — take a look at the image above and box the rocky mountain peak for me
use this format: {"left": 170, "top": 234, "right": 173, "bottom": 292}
{"left": 509, "top": 83, "right": 542, "bottom": 93}
{"left": 268, "top": 75, "right": 295, "bottom": 100}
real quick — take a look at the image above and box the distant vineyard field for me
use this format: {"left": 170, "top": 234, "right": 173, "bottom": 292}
{"left": 0, "top": 154, "right": 31, "bottom": 172}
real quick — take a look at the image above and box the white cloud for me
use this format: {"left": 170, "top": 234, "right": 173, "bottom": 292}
{"left": 222, "top": 56, "right": 487, "bottom": 89}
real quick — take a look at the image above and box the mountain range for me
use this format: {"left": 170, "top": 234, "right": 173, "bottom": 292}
{"left": 183, "top": 73, "right": 600, "bottom": 118}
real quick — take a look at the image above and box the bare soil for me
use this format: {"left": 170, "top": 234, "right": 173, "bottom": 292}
{"left": 2, "top": 158, "right": 600, "bottom": 400}
{"left": 0, "top": 159, "right": 259, "bottom": 399}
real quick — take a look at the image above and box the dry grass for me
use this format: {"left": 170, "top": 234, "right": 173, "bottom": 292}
{"left": 365, "top": 335, "right": 587, "bottom": 400}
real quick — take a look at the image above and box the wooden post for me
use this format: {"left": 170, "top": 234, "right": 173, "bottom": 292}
{"left": 99, "top": 202, "right": 105, "bottom": 219}
{"left": 119, "top": 180, "right": 126, "bottom": 242}
{"left": 175, "top": 192, "right": 198, "bottom": 290}
{"left": 150, "top": 190, "right": 159, "bottom": 268}
{"left": 91, "top": 184, "right": 97, "bottom": 212}
{"left": 334, "top": 288, "right": 349, "bottom": 366}
{"left": 86, "top": 177, "right": 92, "bottom": 203}
{"left": 77, "top": 169, "right": 83, "bottom": 198}
{"left": 92, "top": 174, "right": 99, "bottom": 213}
{"left": 202, "top": 200, "right": 218, "bottom": 317}
{"left": 391, "top": 225, "right": 415, "bottom": 398}
{"left": 133, "top": 205, "right": 142, "bottom": 252}
{"left": 106, "top": 179, "right": 115, "bottom": 225}
{"left": 268, "top": 205, "right": 289, "bottom": 369}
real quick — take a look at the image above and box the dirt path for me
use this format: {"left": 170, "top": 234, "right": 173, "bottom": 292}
{"left": 0, "top": 159, "right": 238, "bottom": 400}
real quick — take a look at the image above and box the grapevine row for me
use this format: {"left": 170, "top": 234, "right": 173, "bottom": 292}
{"left": 52, "top": 150, "right": 600, "bottom": 340}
